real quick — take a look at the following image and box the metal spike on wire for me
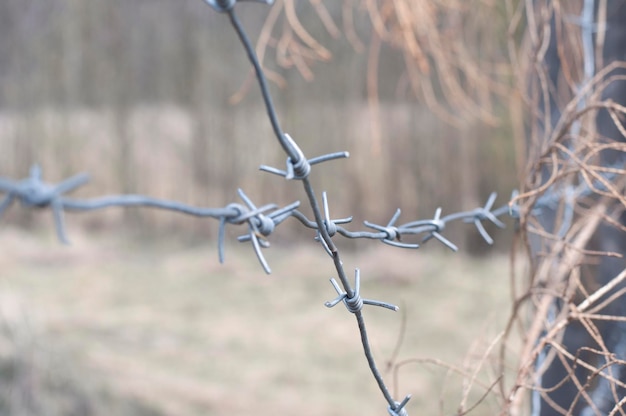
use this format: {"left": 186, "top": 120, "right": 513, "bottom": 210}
{"left": 0, "top": 164, "right": 90, "bottom": 244}
{"left": 364, "top": 209, "right": 420, "bottom": 249}
{"left": 463, "top": 192, "right": 506, "bottom": 245}
{"left": 420, "top": 208, "right": 458, "bottom": 251}
{"left": 325, "top": 269, "right": 400, "bottom": 313}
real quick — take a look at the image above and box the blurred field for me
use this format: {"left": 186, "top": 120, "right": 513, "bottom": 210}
{"left": 0, "top": 227, "right": 519, "bottom": 415}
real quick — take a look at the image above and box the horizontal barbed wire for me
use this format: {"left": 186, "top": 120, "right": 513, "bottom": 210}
{"left": 0, "top": 164, "right": 303, "bottom": 273}
{"left": 0, "top": 163, "right": 520, "bottom": 271}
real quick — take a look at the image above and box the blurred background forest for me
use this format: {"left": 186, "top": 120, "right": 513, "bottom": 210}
{"left": 0, "top": 0, "right": 519, "bottom": 253}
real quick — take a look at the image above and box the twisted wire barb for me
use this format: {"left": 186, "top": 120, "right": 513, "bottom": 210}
{"left": 0, "top": 164, "right": 90, "bottom": 244}
{"left": 325, "top": 269, "right": 399, "bottom": 313}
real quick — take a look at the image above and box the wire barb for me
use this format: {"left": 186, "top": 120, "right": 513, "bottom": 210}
{"left": 364, "top": 209, "right": 420, "bottom": 249}
{"left": 313, "top": 191, "right": 353, "bottom": 256}
{"left": 325, "top": 269, "right": 399, "bottom": 313}
{"left": 232, "top": 188, "right": 300, "bottom": 274}
{"left": 259, "top": 135, "right": 349, "bottom": 180}
{"left": 420, "top": 207, "right": 458, "bottom": 251}
{"left": 387, "top": 395, "right": 411, "bottom": 416}
{"left": 461, "top": 192, "right": 506, "bottom": 245}
{"left": 0, "top": 164, "right": 91, "bottom": 244}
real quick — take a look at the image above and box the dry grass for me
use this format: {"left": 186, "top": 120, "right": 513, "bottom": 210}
{"left": 0, "top": 227, "right": 515, "bottom": 415}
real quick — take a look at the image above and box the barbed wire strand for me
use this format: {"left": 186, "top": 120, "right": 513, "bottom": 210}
{"left": 0, "top": 164, "right": 303, "bottom": 273}
{"left": 221, "top": 2, "right": 410, "bottom": 413}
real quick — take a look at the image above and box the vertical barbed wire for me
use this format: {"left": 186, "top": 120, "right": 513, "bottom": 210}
{"left": 199, "top": 1, "right": 513, "bottom": 414}
{"left": 204, "top": 1, "right": 409, "bottom": 413}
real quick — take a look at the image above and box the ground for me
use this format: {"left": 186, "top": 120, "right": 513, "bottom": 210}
{"left": 0, "top": 227, "right": 517, "bottom": 415}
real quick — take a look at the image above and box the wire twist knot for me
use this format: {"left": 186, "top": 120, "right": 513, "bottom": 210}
{"left": 283, "top": 133, "right": 311, "bottom": 179}
{"left": 225, "top": 203, "right": 247, "bottom": 224}
{"left": 323, "top": 218, "right": 337, "bottom": 236}
{"left": 382, "top": 226, "right": 399, "bottom": 241}
{"left": 464, "top": 192, "right": 505, "bottom": 245}
{"left": 388, "top": 404, "right": 409, "bottom": 416}
{"left": 325, "top": 270, "right": 399, "bottom": 313}
{"left": 416, "top": 208, "right": 458, "bottom": 251}
{"left": 344, "top": 290, "right": 364, "bottom": 314}
{"left": 364, "top": 209, "right": 419, "bottom": 249}
{"left": 259, "top": 134, "right": 349, "bottom": 181}
{"left": 0, "top": 165, "right": 90, "bottom": 244}
{"left": 287, "top": 152, "right": 311, "bottom": 180}
{"left": 387, "top": 395, "right": 411, "bottom": 416}
{"left": 254, "top": 213, "right": 275, "bottom": 236}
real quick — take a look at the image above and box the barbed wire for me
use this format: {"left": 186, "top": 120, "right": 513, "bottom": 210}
{"left": 0, "top": 0, "right": 528, "bottom": 414}
{"left": 0, "top": 163, "right": 521, "bottom": 266}
{"left": 168, "top": 1, "right": 514, "bottom": 414}
{"left": 6, "top": 1, "right": 626, "bottom": 414}
{"left": 0, "top": 163, "right": 301, "bottom": 273}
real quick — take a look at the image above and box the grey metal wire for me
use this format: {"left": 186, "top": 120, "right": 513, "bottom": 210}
{"left": 0, "top": 0, "right": 531, "bottom": 414}
{"left": 0, "top": 165, "right": 302, "bottom": 273}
